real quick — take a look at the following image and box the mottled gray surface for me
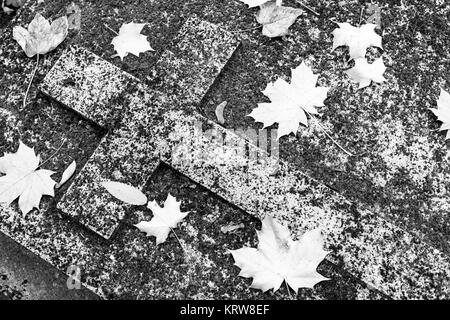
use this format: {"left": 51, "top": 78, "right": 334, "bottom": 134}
{"left": 41, "top": 17, "right": 240, "bottom": 240}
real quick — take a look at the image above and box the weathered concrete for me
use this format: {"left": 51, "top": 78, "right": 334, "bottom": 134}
{"left": 41, "top": 17, "right": 240, "bottom": 240}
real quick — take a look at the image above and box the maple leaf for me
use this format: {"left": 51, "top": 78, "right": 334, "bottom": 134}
{"left": 238, "top": 0, "right": 282, "bottom": 8}
{"left": 429, "top": 88, "right": 450, "bottom": 140}
{"left": 135, "top": 194, "right": 189, "bottom": 245}
{"left": 111, "top": 22, "right": 154, "bottom": 60}
{"left": 230, "top": 216, "right": 329, "bottom": 292}
{"left": 13, "top": 13, "right": 69, "bottom": 58}
{"left": 345, "top": 57, "right": 386, "bottom": 89}
{"left": 248, "top": 62, "right": 329, "bottom": 139}
{"left": 256, "top": 1, "right": 303, "bottom": 38}
{"left": 332, "top": 22, "right": 382, "bottom": 59}
{"left": 0, "top": 141, "right": 56, "bottom": 214}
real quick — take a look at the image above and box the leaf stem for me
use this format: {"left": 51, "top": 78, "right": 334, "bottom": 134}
{"left": 21, "top": 54, "right": 39, "bottom": 111}
{"left": 295, "top": 0, "right": 320, "bottom": 16}
{"left": 328, "top": 17, "right": 340, "bottom": 25}
{"left": 306, "top": 112, "right": 354, "bottom": 157}
{"left": 103, "top": 23, "right": 118, "bottom": 35}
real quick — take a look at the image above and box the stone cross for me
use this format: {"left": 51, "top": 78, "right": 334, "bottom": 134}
{"left": 38, "top": 17, "right": 450, "bottom": 299}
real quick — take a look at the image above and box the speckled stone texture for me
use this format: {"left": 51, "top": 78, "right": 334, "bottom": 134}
{"left": 1, "top": 0, "right": 450, "bottom": 300}
{"left": 41, "top": 17, "right": 240, "bottom": 240}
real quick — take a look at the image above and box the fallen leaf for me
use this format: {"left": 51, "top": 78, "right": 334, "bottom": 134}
{"left": 248, "top": 62, "right": 329, "bottom": 139}
{"left": 102, "top": 181, "right": 147, "bottom": 205}
{"left": 230, "top": 216, "right": 329, "bottom": 292}
{"left": 13, "top": 13, "right": 69, "bottom": 58}
{"left": 256, "top": 1, "right": 303, "bottom": 38}
{"left": 429, "top": 88, "right": 450, "bottom": 140}
{"left": 111, "top": 22, "right": 154, "bottom": 60}
{"left": 215, "top": 101, "right": 227, "bottom": 125}
{"left": 56, "top": 160, "right": 76, "bottom": 189}
{"left": 331, "top": 22, "right": 382, "bottom": 59}
{"left": 345, "top": 57, "right": 386, "bottom": 89}
{"left": 0, "top": 141, "right": 56, "bottom": 214}
{"left": 135, "top": 194, "right": 189, "bottom": 245}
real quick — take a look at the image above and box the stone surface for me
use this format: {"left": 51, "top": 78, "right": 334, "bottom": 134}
{"left": 1, "top": 0, "right": 450, "bottom": 300}
{"left": 41, "top": 16, "right": 240, "bottom": 239}
{"left": 0, "top": 231, "right": 99, "bottom": 300}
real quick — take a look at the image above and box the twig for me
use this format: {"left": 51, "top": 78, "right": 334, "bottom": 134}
{"left": 103, "top": 23, "right": 118, "bottom": 35}
{"left": 306, "top": 111, "right": 354, "bottom": 157}
{"left": 285, "top": 281, "right": 292, "bottom": 299}
{"left": 21, "top": 54, "right": 40, "bottom": 111}
{"left": 295, "top": 0, "right": 319, "bottom": 16}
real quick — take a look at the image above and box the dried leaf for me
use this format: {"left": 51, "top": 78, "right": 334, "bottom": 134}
{"left": 56, "top": 160, "right": 76, "bottom": 189}
{"left": 102, "top": 181, "right": 147, "bottom": 205}
{"left": 230, "top": 216, "right": 329, "bottom": 292}
{"left": 111, "top": 22, "right": 154, "bottom": 60}
{"left": 13, "top": 13, "right": 69, "bottom": 57}
{"left": 256, "top": 1, "right": 303, "bottom": 38}
{"left": 135, "top": 194, "right": 189, "bottom": 245}
{"left": 248, "top": 62, "right": 329, "bottom": 139}
{"left": 429, "top": 88, "right": 450, "bottom": 140}
{"left": 332, "top": 22, "right": 382, "bottom": 59}
{"left": 345, "top": 57, "right": 386, "bottom": 89}
{"left": 0, "top": 141, "right": 56, "bottom": 214}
